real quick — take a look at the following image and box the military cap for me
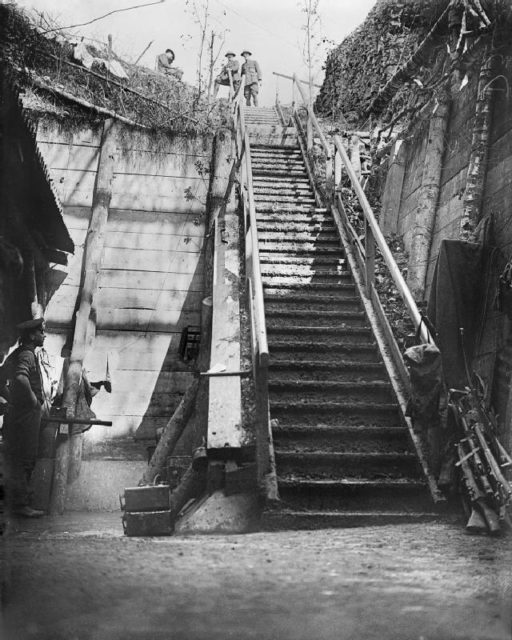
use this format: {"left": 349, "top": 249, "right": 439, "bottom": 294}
{"left": 225, "top": 51, "right": 236, "bottom": 57}
{"left": 16, "top": 318, "right": 44, "bottom": 333}
{"left": 241, "top": 50, "right": 252, "bottom": 56}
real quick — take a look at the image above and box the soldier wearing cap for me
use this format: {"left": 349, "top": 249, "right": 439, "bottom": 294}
{"left": 240, "top": 50, "right": 262, "bottom": 107}
{"left": 1, "top": 318, "right": 47, "bottom": 517}
{"left": 213, "top": 51, "right": 241, "bottom": 99}
{"left": 156, "top": 48, "right": 183, "bottom": 81}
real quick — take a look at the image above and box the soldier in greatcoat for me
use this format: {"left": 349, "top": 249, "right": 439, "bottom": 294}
{"left": 240, "top": 50, "right": 262, "bottom": 107}
{"left": 1, "top": 318, "right": 47, "bottom": 517}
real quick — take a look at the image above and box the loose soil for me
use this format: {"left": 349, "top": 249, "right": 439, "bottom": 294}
{"left": 2, "top": 513, "right": 512, "bottom": 640}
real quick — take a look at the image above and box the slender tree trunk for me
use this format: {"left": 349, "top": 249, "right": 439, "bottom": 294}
{"left": 50, "top": 118, "right": 116, "bottom": 515}
{"left": 407, "top": 88, "right": 451, "bottom": 300}
{"left": 140, "top": 378, "right": 199, "bottom": 485}
{"left": 459, "top": 43, "right": 495, "bottom": 241}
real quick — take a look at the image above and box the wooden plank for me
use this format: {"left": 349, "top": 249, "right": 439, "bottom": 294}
{"left": 51, "top": 171, "right": 208, "bottom": 213}
{"left": 110, "top": 174, "right": 208, "bottom": 212}
{"left": 381, "top": 139, "right": 406, "bottom": 235}
{"left": 101, "top": 246, "right": 203, "bottom": 272}
{"left": 49, "top": 285, "right": 202, "bottom": 316}
{"left": 114, "top": 133, "right": 210, "bottom": 155}
{"left": 37, "top": 123, "right": 102, "bottom": 147}
{"left": 94, "top": 370, "right": 193, "bottom": 394}
{"left": 51, "top": 168, "right": 97, "bottom": 206}
{"left": 104, "top": 229, "right": 204, "bottom": 251}
{"left": 37, "top": 141, "right": 71, "bottom": 170}
{"left": 93, "top": 392, "right": 183, "bottom": 419}
{"left": 63, "top": 206, "right": 205, "bottom": 237}
{"left": 45, "top": 330, "right": 194, "bottom": 376}
{"left": 95, "top": 287, "right": 203, "bottom": 311}
{"left": 61, "top": 251, "right": 204, "bottom": 286}
{"left": 46, "top": 305, "right": 200, "bottom": 333}
{"left": 113, "top": 151, "right": 208, "bottom": 177}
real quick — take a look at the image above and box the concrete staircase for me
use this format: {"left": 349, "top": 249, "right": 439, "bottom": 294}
{"left": 245, "top": 107, "right": 439, "bottom": 529}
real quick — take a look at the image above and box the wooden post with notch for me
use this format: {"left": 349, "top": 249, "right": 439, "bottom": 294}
{"left": 49, "top": 118, "right": 116, "bottom": 515}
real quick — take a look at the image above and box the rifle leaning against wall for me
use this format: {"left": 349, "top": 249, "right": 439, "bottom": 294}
{"left": 449, "top": 328, "right": 512, "bottom": 536}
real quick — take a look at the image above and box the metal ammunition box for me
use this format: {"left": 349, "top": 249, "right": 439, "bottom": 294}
{"left": 123, "top": 484, "right": 170, "bottom": 512}
{"left": 122, "top": 510, "right": 174, "bottom": 537}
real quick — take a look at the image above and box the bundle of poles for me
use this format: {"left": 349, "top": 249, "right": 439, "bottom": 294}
{"left": 451, "top": 384, "right": 512, "bottom": 536}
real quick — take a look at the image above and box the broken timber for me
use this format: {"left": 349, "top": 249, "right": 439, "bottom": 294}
{"left": 49, "top": 118, "right": 116, "bottom": 515}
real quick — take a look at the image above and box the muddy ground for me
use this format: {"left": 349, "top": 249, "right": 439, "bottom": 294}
{"left": 1, "top": 513, "right": 512, "bottom": 640}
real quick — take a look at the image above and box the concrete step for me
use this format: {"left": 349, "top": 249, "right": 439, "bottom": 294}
{"left": 263, "top": 282, "right": 355, "bottom": 295}
{"left": 261, "top": 509, "right": 442, "bottom": 531}
{"left": 275, "top": 478, "right": 431, "bottom": 511}
{"left": 261, "top": 262, "right": 347, "bottom": 276}
{"left": 258, "top": 228, "right": 338, "bottom": 239}
{"left": 269, "top": 359, "right": 384, "bottom": 380}
{"left": 251, "top": 152, "right": 303, "bottom": 160}
{"left": 257, "top": 221, "right": 336, "bottom": 233}
{"left": 265, "top": 299, "right": 362, "bottom": 314}
{"left": 262, "top": 277, "right": 353, "bottom": 290}
{"left": 272, "top": 424, "right": 410, "bottom": 452}
{"left": 269, "top": 341, "right": 380, "bottom": 363}
{"left": 259, "top": 254, "right": 345, "bottom": 266}
{"left": 248, "top": 131, "right": 298, "bottom": 148}
{"left": 253, "top": 177, "right": 310, "bottom": 186}
{"left": 252, "top": 163, "right": 306, "bottom": 172}
{"left": 253, "top": 186, "right": 314, "bottom": 197}
{"left": 270, "top": 400, "right": 400, "bottom": 428}
{"left": 255, "top": 203, "right": 321, "bottom": 214}
{"left": 265, "top": 308, "right": 365, "bottom": 327}
{"left": 264, "top": 290, "right": 360, "bottom": 307}
{"left": 268, "top": 380, "right": 394, "bottom": 403}
{"left": 252, "top": 168, "right": 307, "bottom": 178}
{"left": 267, "top": 325, "right": 373, "bottom": 345}
{"left": 274, "top": 451, "right": 421, "bottom": 480}
{"left": 256, "top": 211, "right": 328, "bottom": 222}
{"left": 259, "top": 241, "right": 341, "bottom": 254}
{"left": 255, "top": 195, "right": 316, "bottom": 206}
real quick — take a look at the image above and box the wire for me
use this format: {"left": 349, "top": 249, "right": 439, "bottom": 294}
{"left": 39, "top": 0, "right": 166, "bottom": 35}
{"left": 211, "top": 0, "right": 298, "bottom": 50}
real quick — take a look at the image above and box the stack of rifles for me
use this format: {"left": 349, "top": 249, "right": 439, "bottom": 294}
{"left": 451, "top": 377, "right": 512, "bottom": 536}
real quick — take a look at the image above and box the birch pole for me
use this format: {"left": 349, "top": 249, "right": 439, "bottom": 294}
{"left": 407, "top": 88, "right": 451, "bottom": 300}
{"left": 50, "top": 118, "right": 116, "bottom": 515}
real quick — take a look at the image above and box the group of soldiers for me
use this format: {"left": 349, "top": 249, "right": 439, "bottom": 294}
{"left": 157, "top": 47, "right": 262, "bottom": 106}
{"left": 213, "top": 50, "right": 262, "bottom": 106}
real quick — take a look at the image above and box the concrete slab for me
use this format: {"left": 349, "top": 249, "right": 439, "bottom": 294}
{"left": 174, "top": 490, "right": 261, "bottom": 534}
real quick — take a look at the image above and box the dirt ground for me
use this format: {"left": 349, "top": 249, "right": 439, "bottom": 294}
{"left": 1, "top": 513, "right": 512, "bottom": 640}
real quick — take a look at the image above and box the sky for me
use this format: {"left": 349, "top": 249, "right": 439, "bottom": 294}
{"left": 15, "top": 0, "right": 376, "bottom": 106}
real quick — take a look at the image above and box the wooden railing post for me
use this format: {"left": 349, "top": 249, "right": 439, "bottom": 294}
{"left": 325, "top": 151, "right": 333, "bottom": 204}
{"left": 350, "top": 134, "right": 362, "bottom": 183}
{"left": 365, "top": 220, "right": 375, "bottom": 296}
{"left": 306, "top": 115, "right": 313, "bottom": 153}
{"left": 334, "top": 148, "right": 342, "bottom": 192}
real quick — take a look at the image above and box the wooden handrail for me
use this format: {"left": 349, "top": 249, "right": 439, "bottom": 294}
{"left": 292, "top": 74, "right": 331, "bottom": 158}
{"left": 333, "top": 134, "right": 432, "bottom": 345}
{"left": 243, "top": 127, "right": 269, "bottom": 366}
{"left": 273, "top": 71, "right": 322, "bottom": 89}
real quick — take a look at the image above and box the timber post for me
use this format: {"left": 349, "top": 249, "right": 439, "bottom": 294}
{"left": 407, "top": 86, "right": 451, "bottom": 301}
{"left": 459, "top": 42, "right": 496, "bottom": 241}
{"left": 49, "top": 118, "right": 116, "bottom": 515}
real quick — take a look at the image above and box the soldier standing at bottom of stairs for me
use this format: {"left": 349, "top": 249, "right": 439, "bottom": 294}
{"left": 1, "top": 318, "right": 49, "bottom": 518}
{"left": 240, "top": 50, "right": 262, "bottom": 107}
